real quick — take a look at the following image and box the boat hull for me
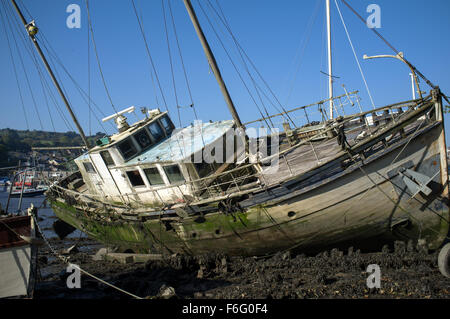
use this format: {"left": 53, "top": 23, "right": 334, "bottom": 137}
{"left": 50, "top": 121, "right": 449, "bottom": 256}
{"left": 0, "top": 215, "right": 37, "bottom": 298}
{"left": 9, "top": 189, "right": 47, "bottom": 198}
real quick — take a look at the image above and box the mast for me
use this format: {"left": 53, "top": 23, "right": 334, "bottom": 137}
{"left": 409, "top": 73, "right": 416, "bottom": 100}
{"left": 10, "top": 0, "right": 91, "bottom": 148}
{"left": 326, "top": 0, "right": 334, "bottom": 119}
{"left": 182, "top": 0, "right": 244, "bottom": 128}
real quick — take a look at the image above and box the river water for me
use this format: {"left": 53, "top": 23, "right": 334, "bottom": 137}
{"left": 0, "top": 186, "right": 85, "bottom": 239}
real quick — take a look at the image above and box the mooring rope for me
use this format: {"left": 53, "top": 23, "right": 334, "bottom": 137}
{"left": 31, "top": 213, "right": 143, "bottom": 299}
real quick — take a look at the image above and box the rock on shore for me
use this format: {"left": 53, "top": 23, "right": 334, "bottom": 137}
{"left": 35, "top": 238, "right": 450, "bottom": 299}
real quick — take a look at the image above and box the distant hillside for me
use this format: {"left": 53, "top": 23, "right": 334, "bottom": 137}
{"left": 0, "top": 128, "right": 104, "bottom": 167}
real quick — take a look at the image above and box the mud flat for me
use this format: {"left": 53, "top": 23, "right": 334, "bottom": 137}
{"left": 34, "top": 238, "right": 450, "bottom": 299}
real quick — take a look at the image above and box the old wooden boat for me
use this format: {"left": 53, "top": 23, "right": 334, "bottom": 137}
{"left": 9, "top": 0, "right": 450, "bottom": 256}
{"left": 45, "top": 91, "right": 449, "bottom": 256}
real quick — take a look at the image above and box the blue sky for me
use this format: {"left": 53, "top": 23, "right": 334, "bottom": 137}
{"left": 1, "top": 0, "right": 449, "bottom": 140}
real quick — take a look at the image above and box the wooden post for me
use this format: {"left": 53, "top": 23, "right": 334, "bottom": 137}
{"left": 433, "top": 88, "right": 449, "bottom": 200}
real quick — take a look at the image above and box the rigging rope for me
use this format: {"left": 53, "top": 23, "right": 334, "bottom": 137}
{"left": 0, "top": 1, "right": 29, "bottom": 130}
{"left": 167, "top": 0, "right": 198, "bottom": 120}
{"left": 338, "top": 0, "right": 450, "bottom": 108}
{"left": 87, "top": 18, "right": 91, "bottom": 136}
{"left": 207, "top": 4, "right": 273, "bottom": 127}
{"left": 35, "top": 33, "right": 113, "bottom": 133}
{"left": 3, "top": 6, "right": 44, "bottom": 130}
{"left": 10, "top": 6, "right": 101, "bottom": 135}
{"left": 207, "top": 0, "right": 274, "bottom": 127}
{"left": 131, "top": 0, "right": 161, "bottom": 109}
{"left": 161, "top": 0, "right": 181, "bottom": 127}
{"left": 211, "top": 0, "right": 297, "bottom": 128}
{"left": 196, "top": 0, "right": 270, "bottom": 128}
{"left": 7, "top": 0, "right": 76, "bottom": 126}
{"left": 334, "top": 0, "right": 376, "bottom": 110}
{"left": 130, "top": 0, "right": 169, "bottom": 112}
{"left": 319, "top": 5, "right": 327, "bottom": 102}
{"left": 9, "top": 13, "right": 59, "bottom": 132}
{"left": 339, "top": 0, "right": 438, "bottom": 94}
{"left": 85, "top": 0, "right": 118, "bottom": 114}
{"left": 284, "top": 0, "right": 322, "bottom": 107}
{"left": 30, "top": 214, "right": 143, "bottom": 299}
{"left": 205, "top": 0, "right": 275, "bottom": 128}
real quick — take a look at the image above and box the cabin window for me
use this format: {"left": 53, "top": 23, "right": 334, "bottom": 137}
{"left": 194, "top": 162, "right": 221, "bottom": 178}
{"left": 148, "top": 122, "right": 165, "bottom": 142}
{"left": 160, "top": 115, "right": 175, "bottom": 136}
{"left": 134, "top": 129, "right": 153, "bottom": 149}
{"left": 144, "top": 167, "right": 165, "bottom": 186}
{"left": 163, "top": 165, "right": 185, "bottom": 184}
{"left": 100, "top": 151, "right": 115, "bottom": 166}
{"left": 118, "top": 138, "right": 138, "bottom": 160}
{"left": 83, "top": 162, "right": 96, "bottom": 174}
{"left": 126, "top": 170, "right": 145, "bottom": 187}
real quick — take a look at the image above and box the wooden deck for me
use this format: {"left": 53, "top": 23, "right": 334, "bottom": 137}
{"left": 260, "top": 137, "right": 343, "bottom": 185}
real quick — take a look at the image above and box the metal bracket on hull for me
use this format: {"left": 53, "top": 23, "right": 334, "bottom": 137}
{"left": 398, "top": 168, "right": 438, "bottom": 199}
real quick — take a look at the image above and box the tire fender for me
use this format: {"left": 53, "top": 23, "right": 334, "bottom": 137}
{"left": 438, "top": 243, "right": 450, "bottom": 278}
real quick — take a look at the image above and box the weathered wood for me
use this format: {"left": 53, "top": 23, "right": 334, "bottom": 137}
{"left": 52, "top": 120, "right": 449, "bottom": 255}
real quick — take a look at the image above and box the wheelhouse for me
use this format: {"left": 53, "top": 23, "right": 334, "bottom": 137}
{"left": 73, "top": 109, "right": 237, "bottom": 206}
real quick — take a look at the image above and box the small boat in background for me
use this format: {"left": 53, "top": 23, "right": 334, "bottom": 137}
{"left": 7, "top": 169, "right": 48, "bottom": 197}
{"left": 8, "top": 185, "right": 48, "bottom": 198}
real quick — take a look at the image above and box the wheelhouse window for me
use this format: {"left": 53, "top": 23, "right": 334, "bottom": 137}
{"left": 148, "top": 122, "right": 165, "bottom": 143}
{"left": 160, "top": 115, "right": 175, "bottom": 136}
{"left": 134, "top": 129, "right": 153, "bottom": 150}
{"left": 163, "top": 165, "right": 185, "bottom": 184}
{"left": 194, "top": 161, "right": 221, "bottom": 178}
{"left": 83, "top": 162, "right": 96, "bottom": 174}
{"left": 118, "top": 138, "right": 138, "bottom": 160}
{"left": 126, "top": 170, "right": 145, "bottom": 187}
{"left": 100, "top": 150, "right": 115, "bottom": 166}
{"left": 144, "top": 167, "right": 165, "bottom": 186}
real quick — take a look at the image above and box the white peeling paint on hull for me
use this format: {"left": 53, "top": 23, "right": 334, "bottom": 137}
{"left": 180, "top": 123, "right": 449, "bottom": 255}
{"left": 50, "top": 121, "right": 450, "bottom": 256}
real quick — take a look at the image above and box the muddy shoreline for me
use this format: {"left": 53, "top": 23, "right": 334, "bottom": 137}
{"left": 34, "top": 237, "right": 450, "bottom": 299}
